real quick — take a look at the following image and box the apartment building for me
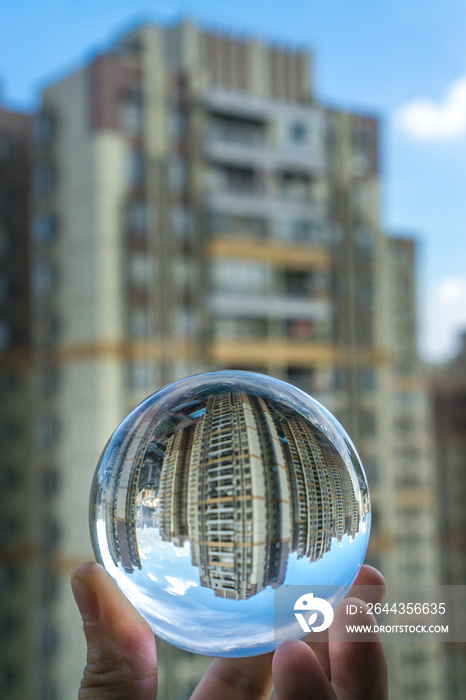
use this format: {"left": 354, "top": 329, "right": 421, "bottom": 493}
{"left": 432, "top": 334, "right": 466, "bottom": 698}
{"left": 0, "top": 104, "right": 38, "bottom": 697}
{"left": 382, "top": 235, "right": 443, "bottom": 696}
{"left": 24, "top": 19, "right": 444, "bottom": 699}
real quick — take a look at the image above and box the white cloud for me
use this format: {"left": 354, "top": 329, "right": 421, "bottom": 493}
{"left": 165, "top": 576, "right": 198, "bottom": 596}
{"left": 396, "top": 76, "right": 466, "bottom": 140}
{"left": 422, "top": 276, "right": 466, "bottom": 362}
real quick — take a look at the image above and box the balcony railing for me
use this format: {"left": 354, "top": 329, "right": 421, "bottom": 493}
{"left": 205, "top": 124, "right": 266, "bottom": 149}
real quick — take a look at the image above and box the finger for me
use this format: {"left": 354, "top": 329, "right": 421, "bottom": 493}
{"left": 71, "top": 562, "right": 157, "bottom": 700}
{"left": 303, "top": 635, "right": 331, "bottom": 680}
{"left": 190, "top": 652, "right": 274, "bottom": 700}
{"left": 272, "top": 640, "right": 336, "bottom": 700}
{"left": 353, "top": 564, "right": 385, "bottom": 588}
{"left": 305, "top": 564, "right": 385, "bottom": 678}
{"left": 329, "top": 600, "right": 388, "bottom": 700}
{"left": 349, "top": 564, "right": 386, "bottom": 604}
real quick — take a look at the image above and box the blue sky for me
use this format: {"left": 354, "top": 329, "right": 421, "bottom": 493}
{"left": 1, "top": 0, "right": 465, "bottom": 361}
{"left": 97, "top": 519, "right": 369, "bottom": 656}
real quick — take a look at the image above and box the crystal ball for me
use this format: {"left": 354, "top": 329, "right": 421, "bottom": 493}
{"left": 90, "top": 370, "right": 371, "bottom": 656}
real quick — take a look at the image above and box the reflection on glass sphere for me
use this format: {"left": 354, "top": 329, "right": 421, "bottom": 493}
{"left": 90, "top": 371, "right": 370, "bottom": 657}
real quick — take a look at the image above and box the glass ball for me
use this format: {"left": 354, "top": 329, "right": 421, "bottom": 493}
{"left": 90, "top": 370, "right": 371, "bottom": 657}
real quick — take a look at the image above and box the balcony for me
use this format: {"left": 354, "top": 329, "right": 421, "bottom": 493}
{"left": 205, "top": 184, "right": 325, "bottom": 220}
{"left": 209, "top": 293, "right": 331, "bottom": 322}
{"left": 203, "top": 121, "right": 268, "bottom": 167}
{"left": 208, "top": 236, "right": 332, "bottom": 270}
{"left": 203, "top": 89, "right": 326, "bottom": 173}
{"left": 204, "top": 124, "right": 325, "bottom": 173}
{"left": 205, "top": 161, "right": 327, "bottom": 226}
{"left": 210, "top": 338, "right": 338, "bottom": 367}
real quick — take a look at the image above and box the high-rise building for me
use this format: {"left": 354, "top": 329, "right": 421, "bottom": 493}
{"left": 432, "top": 333, "right": 466, "bottom": 698}
{"left": 377, "top": 234, "right": 444, "bottom": 697}
{"left": 23, "top": 18, "right": 443, "bottom": 699}
{"left": 0, "top": 103, "right": 37, "bottom": 697}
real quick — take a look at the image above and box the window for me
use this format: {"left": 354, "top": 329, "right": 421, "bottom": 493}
{"left": 355, "top": 226, "right": 375, "bottom": 253}
{"left": 290, "top": 121, "right": 308, "bottom": 144}
{"left": 1, "top": 464, "right": 23, "bottom": 489}
{"left": 32, "top": 261, "right": 56, "bottom": 293}
{"left": 213, "top": 317, "right": 266, "bottom": 340}
{"left": 127, "top": 200, "right": 148, "bottom": 233}
{"left": 357, "top": 368, "right": 376, "bottom": 391}
{"left": 352, "top": 126, "right": 370, "bottom": 160}
{"left": 358, "top": 277, "right": 374, "bottom": 308}
{"left": 129, "top": 306, "right": 152, "bottom": 338}
{"left": 281, "top": 172, "right": 310, "bottom": 201}
{"left": 210, "top": 165, "right": 259, "bottom": 194}
{"left": 168, "top": 106, "right": 187, "bottom": 141}
{"left": 168, "top": 159, "right": 188, "bottom": 191}
{"left": 332, "top": 368, "right": 347, "bottom": 390}
{"left": 283, "top": 270, "right": 313, "bottom": 295}
{"left": 120, "top": 93, "right": 144, "bottom": 135}
{"left": 128, "top": 253, "right": 150, "bottom": 287}
{"left": 33, "top": 111, "right": 54, "bottom": 144}
{"left": 208, "top": 114, "right": 265, "bottom": 148}
{"left": 128, "top": 361, "right": 154, "bottom": 392}
{"left": 291, "top": 220, "right": 317, "bottom": 243}
{"left": 33, "top": 161, "right": 54, "bottom": 196}
{"left": 351, "top": 182, "right": 372, "bottom": 218}
{"left": 127, "top": 149, "right": 145, "bottom": 187}
{"left": 286, "top": 319, "right": 314, "bottom": 340}
{"left": 212, "top": 260, "right": 270, "bottom": 294}
{"left": 286, "top": 368, "right": 315, "bottom": 394}
{"left": 357, "top": 314, "right": 373, "bottom": 345}
{"left": 207, "top": 212, "right": 267, "bottom": 238}
{"left": 36, "top": 415, "right": 59, "bottom": 448}
{"left": 42, "top": 515, "right": 60, "bottom": 548}
{"left": 226, "top": 166, "right": 257, "bottom": 193}
{"left": 42, "top": 570, "right": 59, "bottom": 604}
{"left": 41, "top": 467, "right": 60, "bottom": 498}
{"left": 31, "top": 212, "right": 57, "bottom": 244}
{"left": 38, "top": 363, "right": 60, "bottom": 396}
{"left": 359, "top": 410, "right": 376, "bottom": 437}
{"left": 172, "top": 207, "right": 192, "bottom": 240}
{"left": 174, "top": 310, "right": 195, "bottom": 336}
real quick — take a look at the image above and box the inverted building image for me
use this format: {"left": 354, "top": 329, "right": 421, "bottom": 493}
{"left": 109, "top": 389, "right": 362, "bottom": 599}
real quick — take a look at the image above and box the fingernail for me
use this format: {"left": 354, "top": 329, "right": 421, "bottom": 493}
{"left": 71, "top": 576, "right": 99, "bottom": 620}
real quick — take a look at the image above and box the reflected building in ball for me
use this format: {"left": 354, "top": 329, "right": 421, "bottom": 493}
{"left": 110, "top": 390, "right": 362, "bottom": 598}
{"left": 184, "top": 391, "right": 291, "bottom": 599}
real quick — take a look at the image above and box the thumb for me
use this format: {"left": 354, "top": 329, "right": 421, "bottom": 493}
{"left": 71, "top": 562, "right": 158, "bottom": 699}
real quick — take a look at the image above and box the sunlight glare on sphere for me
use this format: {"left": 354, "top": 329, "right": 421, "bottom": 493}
{"left": 89, "top": 371, "right": 371, "bottom": 656}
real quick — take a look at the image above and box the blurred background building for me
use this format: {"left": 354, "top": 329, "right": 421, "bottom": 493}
{"left": 432, "top": 334, "right": 466, "bottom": 698}
{"left": 0, "top": 17, "right": 463, "bottom": 700}
{"left": 0, "top": 102, "right": 38, "bottom": 698}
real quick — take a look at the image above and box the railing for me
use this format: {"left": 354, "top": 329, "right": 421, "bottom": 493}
{"left": 205, "top": 125, "right": 265, "bottom": 149}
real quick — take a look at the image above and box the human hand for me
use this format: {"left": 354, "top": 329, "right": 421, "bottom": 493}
{"left": 71, "top": 563, "right": 387, "bottom": 699}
